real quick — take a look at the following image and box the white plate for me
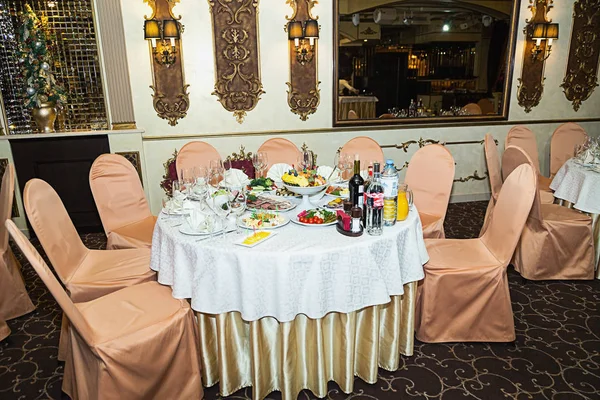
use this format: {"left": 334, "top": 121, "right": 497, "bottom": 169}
{"left": 162, "top": 208, "right": 192, "bottom": 216}
{"left": 282, "top": 183, "right": 329, "bottom": 196}
{"left": 291, "top": 218, "right": 337, "bottom": 227}
{"left": 235, "top": 231, "right": 278, "bottom": 248}
{"left": 246, "top": 194, "right": 297, "bottom": 212}
{"left": 238, "top": 212, "right": 290, "bottom": 229}
{"left": 178, "top": 221, "right": 224, "bottom": 236}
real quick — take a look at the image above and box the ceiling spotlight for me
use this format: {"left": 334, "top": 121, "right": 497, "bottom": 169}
{"left": 442, "top": 23, "right": 450, "bottom": 32}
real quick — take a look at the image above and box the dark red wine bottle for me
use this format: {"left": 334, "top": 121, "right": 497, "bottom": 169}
{"left": 348, "top": 154, "right": 364, "bottom": 208}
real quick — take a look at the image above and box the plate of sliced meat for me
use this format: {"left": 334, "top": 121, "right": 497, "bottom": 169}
{"left": 246, "top": 193, "right": 297, "bottom": 212}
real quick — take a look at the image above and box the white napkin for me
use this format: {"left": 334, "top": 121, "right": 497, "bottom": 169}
{"left": 360, "top": 170, "right": 369, "bottom": 180}
{"left": 316, "top": 165, "right": 340, "bottom": 183}
{"left": 222, "top": 168, "right": 250, "bottom": 188}
{"left": 185, "top": 209, "right": 208, "bottom": 232}
{"left": 267, "top": 163, "right": 293, "bottom": 183}
{"left": 166, "top": 190, "right": 187, "bottom": 212}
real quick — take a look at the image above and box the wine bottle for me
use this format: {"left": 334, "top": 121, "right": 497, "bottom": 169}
{"left": 348, "top": 155, "right": 364, "bottom": 208}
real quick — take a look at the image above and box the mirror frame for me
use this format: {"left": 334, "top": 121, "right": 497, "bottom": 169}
{"left": 333, "top": 0, "right": 521, "bottom": 127}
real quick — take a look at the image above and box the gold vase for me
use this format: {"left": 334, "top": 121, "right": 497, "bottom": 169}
{"left": 31, "top": 102, "right": 57, "bottom": 133}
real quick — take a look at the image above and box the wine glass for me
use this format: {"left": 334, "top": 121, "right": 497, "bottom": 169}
{"left": 297, "top": 150, "right": 313, "bottom": 171}
{"left": 229, "top": 188, "right": 247, "bottom": 235}
{"left": 209, "top": 159, "right": 224, "bottom": 187}
{"left": 211, "top": 187, "right": 232, "bottom": 239}
{"left": 252, "top": 152, "right": 267, "bottom": 178}
{"left": 181, "top": 168, "right": 195, "bottom": 195}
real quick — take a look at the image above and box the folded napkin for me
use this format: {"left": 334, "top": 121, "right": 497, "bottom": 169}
{"left": 316, "top": 165, "right": 340, "bottom": 182}
{"left": 267, "top": 163, "right": 293, "bottom": 183}
{"left": 165, "top": 190, "right": 187, "bottom": 212}
{"left": 222, "top": 168, "right": 250, "bottom": 188}
{"left": 185, "top": 209, "right": 209, "bottom": 232}
{"left": 582, "top": 150, "right": 599, "bottom": 165}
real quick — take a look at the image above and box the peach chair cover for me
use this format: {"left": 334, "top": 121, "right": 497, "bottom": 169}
{"left": 0, "top": 164, "right": 35, "bottom": 321}
{"left": 176, "top": 141, "right": 221, "bottom": 180}
{"left": 90, "top": 154, "right": 156, "bottom": 250}
{"left": 405, "top": 144, "right": 455, "bottom": 239}
{"left": 6, "top": 220, "right": 203, "bottom": 400}
{"left": 502, "top": 146, "right": 594, "bottom": 280}
{"left": 477, "top": 98, "right": 495, "bottom": 114}
{"left": 461, "top": 103, "right": 482, "bottom": 115}
{"left": 348, "top": 110, "right": 359, "bottom": 119}
{"left": 257, "top": 138, "right": 301, "bottom": 171}
{"left": 480, "top": 134, "right": 502, "bottom": 236}
{"left": 0, "top": 319, "right": 9, "bottom": 341}
{"left": 416, "top": 163, "right": 537, "bottom": 342}
{"left": 340, "top": 136, "right": 385, "bottom": 169}
{"left": 550, "top": 122, "right": 588, "bottom": 176}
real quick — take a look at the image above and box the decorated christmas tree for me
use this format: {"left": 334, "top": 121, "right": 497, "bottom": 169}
{"left": 17, "top": 4, "right": 67, "bottom": 109}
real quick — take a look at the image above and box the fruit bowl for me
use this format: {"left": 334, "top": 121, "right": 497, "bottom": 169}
{"left": 282, "top": 183, "right": 328, "bottom": 212}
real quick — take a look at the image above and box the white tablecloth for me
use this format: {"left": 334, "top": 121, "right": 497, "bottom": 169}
{"left": 150, "top": 204, "right": 428, "bottom": 322}
{"left": 550, "top": 159, "right": 600, "bottom": 214}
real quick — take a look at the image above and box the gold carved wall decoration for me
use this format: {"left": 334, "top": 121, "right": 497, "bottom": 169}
{"left": 454, "top": 170, "right": 489, "bottom": 183}
{"left": 116, "top": 151, "right": 143, "bottom": 185}
{"left": 208, "top": 0, "right": 264, "bottom": 123}
{"left": 285, "top": 0, "right": 320, "bottom": 121}
{"left": 381, "top": 138, "right": 440, "bottom": 152}
{"left": 517, "top": 0, "right": 556, "bottom": 113}
{"left": 143, "top": 0, "right": 190, "bottom": 126}
{"left": 561, "top": 0, "right": 600, "bottom": 111}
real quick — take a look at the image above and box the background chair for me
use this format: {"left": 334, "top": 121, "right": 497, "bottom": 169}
{"left": 477, "top": 98, "right": 495, "bottom": 114}
{"left": 6, "top": 220, "right": 203, "bottom": 400}
{"left": 405, "top": 144, "right": 455, "bottom": 239}
{"left": 550, "top": 122, "right": 588, "bottom": 177}
{"left": 340, "top": 136, "right": 385, "bottom": 169}
{"left": 461, "top": 103, "right": 482, "bottom": 115}
{"left": 0, "top": 319, "right": 8, "bottom": 341}
{"left": 502, "top": 146, "right": 594, "bottom": 280}
{"left": 257, "top": 138, "right": 301, "bottom": 171}
{"left": 416, "top": 163, "right": 536, "bottom": 342}
{"left": 90, "top": 154, "right": 156, "bottom": 250}
{"left": 0, "top": 164, "right": 35, "bottom": 323}
{"left": 480, "top": 134, "right": 502, "bottom": 236}
{"left": 176, "top": 141, "right": 221, "bottom": 180}
{"left": 347, "top": 110, "right": 359, "bottom": 119}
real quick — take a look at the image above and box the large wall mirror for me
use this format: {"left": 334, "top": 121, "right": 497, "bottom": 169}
{"left": 334, "top": 0, "right": 519, "bottom": 126}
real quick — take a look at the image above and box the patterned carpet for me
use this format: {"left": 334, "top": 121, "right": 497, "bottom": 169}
{"left": 1, "top": 201, "right": 599, "bottom": 400}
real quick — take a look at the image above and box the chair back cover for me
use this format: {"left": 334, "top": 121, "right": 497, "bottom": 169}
{"left": 477, "top": 98, "right": 494, "bottom": 114}
{"left": 23, "top": 179, "right": 88, "bottom": 282}
{"left": 461, "top": 103, "right": 482, "bottom": 115}
{"left": 6, "top": 220, "right": 93, "bottom": 343}
{"left": 176, "top": 141, "right": 221, "bottom": 180}
{"left": 550, "top": 122, "right": 588, "bottom": 176}
{"left": 481, "top": 164, "right": 536, "bottom": 265}
{"left": 501, "top": 146, "right": 542, "bottom": 221}
{"left": 405, "top": 144, "right": 455, "bottom": 219}
{"left": 257, "top": 138, "right": 301, "bottom": 170}
{"left": 505, "top": 126, "right": 540, "bottom": 173}
{"left": 348, "top": 110, "right": 359, "bottom": 119}
{"left": 0, "top": 164, "right": 15, "bottom": 254}
{"left": 90, "top": 154, "right": 152, "bottom": 235}
{"left": 484, "top": 134, "right": 502, "bottom": 200}
{"left": 340, "top": 136, "right": 385, "bottom": 168}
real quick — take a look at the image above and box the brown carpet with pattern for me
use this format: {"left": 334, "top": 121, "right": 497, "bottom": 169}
{"left": 1, "top": 201, "right": 599, "bottom": 400}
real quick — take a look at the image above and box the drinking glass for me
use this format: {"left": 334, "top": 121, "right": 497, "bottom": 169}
{"left": 252, "top": 152, "right": 267, "bottom": 177}
{"left": 297, "top": 150, "right": 313, "bottom": 171}
{"left": 211, "top": 187, "right": 232, "bottom": 239}
{"left": 223, "top": 159, "right": 233, "bottom": 171}
{"left": 181, "top": 168, "right": 195, "bottom": 195}
{"left": 209, "top": 160, "right": 225, "bottom": 187}
{"left": 229, "top": 188, "right": 247, "bottom": 235}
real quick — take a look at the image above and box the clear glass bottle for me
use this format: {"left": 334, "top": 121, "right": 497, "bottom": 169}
{"left": 408, "top": 99, "right": 416, "bottom": 117}
{"left": 364, "top": 162, "right": 384, "bottom": 236}
{"left": 381, "top": 159, "right": 398, "bottom": 226}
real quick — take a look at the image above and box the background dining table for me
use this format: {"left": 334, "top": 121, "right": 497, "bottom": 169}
{"left": 150, "top": 197, "right": 428, "bottom": 399}
{"left": 550, "top": 158, "right": 600, "bottom": 278}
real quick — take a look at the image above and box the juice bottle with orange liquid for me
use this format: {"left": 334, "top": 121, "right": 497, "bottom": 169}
{"left": 397, "top": 183, "right": 413, "bottom": 221}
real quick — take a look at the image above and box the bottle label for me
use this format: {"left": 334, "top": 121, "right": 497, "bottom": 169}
{"left": 381, "top": 177, "right": 398, "bottom": 198}
{"left": 357, "top": 185, "right": 364, "bottom": 207}
{"left": 365, "top": 192, "right": 384, "bottom": 207}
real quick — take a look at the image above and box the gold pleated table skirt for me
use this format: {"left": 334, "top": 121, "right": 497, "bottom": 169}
{"left": 338, "top": 100, "right": 377, "bottom": 120}
{"left": 197, "top": 281, "right": 417, "bottom": 400}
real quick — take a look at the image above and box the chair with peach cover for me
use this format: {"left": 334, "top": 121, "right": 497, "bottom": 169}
{"left": 347, "top": 110, "right": 359, "bottom": 119}
{"left": 415, "top": 163, "right": 537, "bottom": 342}
{"left": 0, "top": 164, "right": 35, "bottom": 324}
{"left": 477, "top": 98, "right": 495, "bottom": 114}
{"left": 176, "top": 141, "right": 221, "bottom": 180}
{"left": 501, "top": 146, "right": 594, "bottom": 280}
{"left": 90, "top": 154, "right": 156, "bottom": 250}
{"left": 0, "top": 319, "right": 9, "bottom": 341}
{"left": 340, "top": 136, "right": 385, "bottom": 169}
{"left": 257, "top": 138, "right": 301, "bottom": 171}
{"left": 461, "top": 103, "right": 482, "bottom": 115}
{"left": 550, "top": 122, "right": 588, "bottom": 177}
{"left": 479, "top": 134, "right": 502, "bottom": 236}
{"left": 6, "top": 219, "right": 203, "bottom": 400}
{"left": 505, "top": 125, "right": 554, "bottom": 203}
{"left": 405, "top": 144, "right": 455, "bottom": 239}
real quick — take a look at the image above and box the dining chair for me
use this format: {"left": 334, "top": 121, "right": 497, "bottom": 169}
{"left": 6, "top": 220, "right": 203, "bottom": 400}
{"left": 0, "top": 319, "right": 9, "bottom": 341}
{"left": 502, "top": 145, "right": 594, "bottom": 280}
{"left": 257, "top": 138, "right": 301, "bottom": 171}
{"left": 461, "top": 103, "right": 482, "bottom": 115}
{"left": 0, "top": 164, "right": 35, "bottom": 323}
{"left": 405, "top": 144, "right": 455, "bottom": 239}
{"left": 90, "top": 154, "right": 156, "bottom": 250}
{"left": 479, "top": 134, "right": 502, "bottom": 236}
{"left": 550, "top": 122, "right": 588, "bottom": 177}
{"left": 505, "top": 125, "right": 554, "bottom": 203}
{"left": 415, "top": 163, "right": 536, "bottom": 342}
{"left": 477, "top": 98, "right": 495, "bottom": 114}
{"left": 340, "top": 136, "right": 385, "bottom": 169}
{"left": 176, "top": 141, "right": 221, "bottom": 180}
{"left": 378, "top": 113, "right": 396, "bottom": 119}
{"left": 347, "top": 110, "right": 359, "bottom": 119}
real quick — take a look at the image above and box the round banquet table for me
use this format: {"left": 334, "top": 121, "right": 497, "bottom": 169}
{"left": 550, "top": 158, "right": 600, "bottom": 278}
{"left": 151, "top": 201, "right": 428, "bottom": 399}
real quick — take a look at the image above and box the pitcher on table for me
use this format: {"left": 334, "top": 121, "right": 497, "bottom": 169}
{"left": 397, "top": 183, "right": 413, "bottom": 221}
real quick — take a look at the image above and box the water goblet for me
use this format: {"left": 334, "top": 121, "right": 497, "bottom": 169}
{"left": 252, "top": 152, "right": 268, "bottom": 178}
{"left": 297, "top": 150, "right": 313, "bottom": 171}
{"left": 229, "top": 187, "right": 247, "bottom": 235}
{"left": 209, "top": 159, "right": 225, "bottom": 187}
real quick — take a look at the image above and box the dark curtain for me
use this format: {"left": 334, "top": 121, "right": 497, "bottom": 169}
{"left": 487, "top": 21, "right": 509, "bottom": 93}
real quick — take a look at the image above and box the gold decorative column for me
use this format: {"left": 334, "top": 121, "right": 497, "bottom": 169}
{"left": 143, "top": 0, "right": 190, "bottom": 126}
{"left": 208, "top": 0, "right": 264, "bottom": 123}
{"left": 285, "top": 0, "right": 320, "bottom": 121}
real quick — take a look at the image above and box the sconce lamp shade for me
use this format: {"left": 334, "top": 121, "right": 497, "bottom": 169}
{"left": 144, "top": 20, "right": 161, "bottom": 40}
{"left": 162, "top": 19, "right": 180, "bottom": 39}
{"left": 546, "top": 23, "right": 559, "bottom": 39}
{"left": 304, "top": 19, "right": 319, "bottom": 39}
{"left": 532, "top": 23, "right": 559, "bottom": 40}
{"left": 288, "top": 21, "right": 303, "bottom": 40}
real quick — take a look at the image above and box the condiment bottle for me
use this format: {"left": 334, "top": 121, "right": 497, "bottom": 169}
{"left": 351, "top": 206, "right": 363, "bottom": 234}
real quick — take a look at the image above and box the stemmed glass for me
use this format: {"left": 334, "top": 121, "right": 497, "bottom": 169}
{"left": 334, "top": 152, "right": 352, "bottom": 181}
{"left": 252, "top": 152, "right": 268, "bottom": 178}
{"left": 229, "top": 188, "right": 247, "bottom": 235}
{"left": 211, "top": 186, "right": 232, "bottom": 239}
{"left": 209, "top": 160, "right": 225, "bottom": 188}
{"left": 297, "top": 150, "right": 313, "bottom": 171}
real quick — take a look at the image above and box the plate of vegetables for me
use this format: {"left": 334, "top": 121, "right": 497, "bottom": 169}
{"left": 293, "top": 208, "right": 337, "bottom": 226}
{"left": 247, "top": 177, "right": 277, "bottom": 192}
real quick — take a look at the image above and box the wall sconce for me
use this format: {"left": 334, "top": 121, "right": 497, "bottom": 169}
{"left": 144, "top": 18, "right": 181, "bottom": 67}
{"left": 287, "top": 18, "right": 319, "bottom": 66}
{"left": 531, "top": 23, "right": 558, "bottom": 61}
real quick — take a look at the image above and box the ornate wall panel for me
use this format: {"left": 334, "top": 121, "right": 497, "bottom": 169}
{"left": 144, "top": 0, "right": 190, "bottom": 126}
{"left": 208, "top": 0, "right": 264, "bottom": 123}
{"left": 561, "top": 0, "right": 600, "bottom": 111}
{"left": 115, "top": 151, "right": 143, "bottom": 185}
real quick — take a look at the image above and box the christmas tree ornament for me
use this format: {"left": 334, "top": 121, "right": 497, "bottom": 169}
{"left": 41, "top": 62, "right": 49, "bottom": 70}
{"left": 34, "top": 41, "right": 42, "bottom": 47}
{"left": 26, "top": 87, "right": 36, "bottom": 95}
{"left": 19, "top": 57, "right": 25, "bottom": 63}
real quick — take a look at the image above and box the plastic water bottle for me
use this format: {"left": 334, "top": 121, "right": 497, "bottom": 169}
{"left": 381, "top": 159, "right": 398, "bottom": 226}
